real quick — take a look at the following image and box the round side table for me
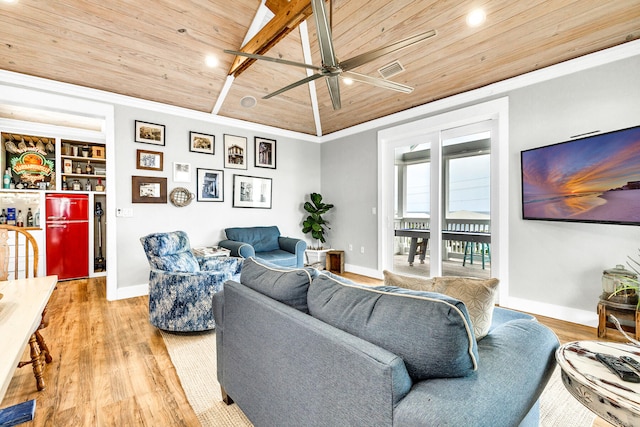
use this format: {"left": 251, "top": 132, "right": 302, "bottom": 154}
{"left": 556, "top": 341, "right": 640, "bottom": 427}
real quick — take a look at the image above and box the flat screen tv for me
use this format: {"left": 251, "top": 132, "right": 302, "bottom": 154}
{"left": 521, "top": 125, "right": 640, "bottom": 225}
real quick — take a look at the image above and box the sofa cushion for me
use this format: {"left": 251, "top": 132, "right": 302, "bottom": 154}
{"left": 382, "top": 269, "right": 435, "bottom": 291}
{"left": 383, "top": 270, "right": 499, "bottom": 339}
{"left": 240, "top": 257, "right": 317, "bottom": 313}
{"left": 308, "top": 273, "right": 478, "bottom": 380}
{"left": 225, "top": 226, "right": 280, "bottom": 252}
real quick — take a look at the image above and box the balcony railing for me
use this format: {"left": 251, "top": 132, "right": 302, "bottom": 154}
{"left": 394, "top": 216, "right": 490, "bottom": 261}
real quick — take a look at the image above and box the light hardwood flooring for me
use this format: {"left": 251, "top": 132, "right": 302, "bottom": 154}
{"left": 1, "top": 274, "right": 625, "bottom": 426}
{"left": 1, "top": 277, "right": 199, "bottom": 426}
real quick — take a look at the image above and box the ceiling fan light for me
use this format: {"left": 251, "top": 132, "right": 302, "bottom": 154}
{"left": 466, "top": 9, "right": 486, "bottom": 27}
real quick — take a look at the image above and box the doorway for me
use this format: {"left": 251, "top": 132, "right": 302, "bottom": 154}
{"left": 378, "top": 98, "right": 509, "bottom": 298}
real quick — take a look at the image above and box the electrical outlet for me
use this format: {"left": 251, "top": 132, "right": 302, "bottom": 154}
{"left": 116, "top": 208, "right": 134, "bottom": 217}
{"left": 348, "top": 244, "right": 353, "bottom": 251}
{"left": 360, "top": 246, "right": 365, "bottom": 254}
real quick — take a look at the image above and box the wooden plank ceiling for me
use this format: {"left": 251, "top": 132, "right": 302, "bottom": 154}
{"left": 0, "top": 0, "right": 639, "bottom": 136}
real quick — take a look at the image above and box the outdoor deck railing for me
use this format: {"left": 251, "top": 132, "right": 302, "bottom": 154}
{"left": 394, "top": 217, "right": 490, "bottom": 261}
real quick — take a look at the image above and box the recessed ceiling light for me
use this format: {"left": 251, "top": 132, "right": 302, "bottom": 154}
{"left": 205, "top": 55, "right": 219, "bottom": 68}
{"left": 466, "top": 9, "right": 486, "bottom": 27}
{"left": 240, "top": 96, "right": 257, "bottom": 108}
{"left": 342, "top": 77, "right": 354, "bottom": 85}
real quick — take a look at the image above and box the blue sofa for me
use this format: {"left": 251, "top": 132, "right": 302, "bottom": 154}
{"left": 218, "top": 226, "right": 306, "bottom": 268}
{"left": 213, "top": 258, "right": 559, "bottom": 426}
{"left": 140, "top": 230, "right": 242, "bottom": 332}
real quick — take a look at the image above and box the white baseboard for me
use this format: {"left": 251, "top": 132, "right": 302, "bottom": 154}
{"left": 344, "top": 264, "right": 383, "bottom": 280}
{"left": 115, "top": 283, "right": 149, "bottom": 300}
{"left": 343, "top": 266, "right": 599, "bottom": 328}
{"left": 500, "top": 296, "right": 598, "bottom": 328}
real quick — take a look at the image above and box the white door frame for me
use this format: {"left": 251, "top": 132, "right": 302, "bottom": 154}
{"left": 377, "top": 97, "right": 509, "bottom": 302}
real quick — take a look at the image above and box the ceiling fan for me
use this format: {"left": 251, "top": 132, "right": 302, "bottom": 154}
{"left": 224, "top": 0, "right": 436, "bottom": 110}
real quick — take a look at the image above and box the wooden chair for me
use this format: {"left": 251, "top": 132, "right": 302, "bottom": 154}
{"left": 0, "top": 225, "right": 52, "bottom": 391}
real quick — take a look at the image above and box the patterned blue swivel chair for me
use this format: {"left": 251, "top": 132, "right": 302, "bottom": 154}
{"left": 140, "top": 230, "right": 242, "bottom": 332}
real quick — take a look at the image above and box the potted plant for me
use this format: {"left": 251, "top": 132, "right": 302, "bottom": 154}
{"left": 302, "top": 192, "right": 334, "bottom": 265}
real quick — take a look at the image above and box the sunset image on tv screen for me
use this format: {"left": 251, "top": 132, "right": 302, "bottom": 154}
{"left": 521, "top": 126, "right": 640, "bottom": 224}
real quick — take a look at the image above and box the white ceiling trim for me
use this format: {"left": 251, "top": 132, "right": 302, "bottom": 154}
{"left": 211, "top": 75, "right": 234, "bottom": 115}
{"left": 299, "top": 21, "right": 322, "bottom": 137}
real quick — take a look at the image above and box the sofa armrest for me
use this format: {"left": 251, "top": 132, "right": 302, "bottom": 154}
{"left": 278, "top": 237, "right": 307, "bottom": 267}
{"left": 219, "top": 240, "right": 255, "bottom": 258}
{"left": 219, "top": 280, "right": 412, "bottom": 426}
{"left": 394, "top": 319, "right": 559, "bottom": 427}
{"left": 199, "top": 257, "right": 243, "bottom": 281}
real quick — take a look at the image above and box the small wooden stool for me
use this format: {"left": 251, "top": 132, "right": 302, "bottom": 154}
{"left": 597, "top": 299, "right": 640, "bottom": 340}
{"left": 326, "top": 250, "right": 345, "bottom": 274}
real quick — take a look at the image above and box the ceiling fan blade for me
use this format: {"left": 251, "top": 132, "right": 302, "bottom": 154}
{"left": 263, "top": 73, "right": 326, "bottom": 99}
{"left": 311, "top": 0, "right": 338, "bottom": 67}
{"left": 340, "top": 29, "right": 437, "bottom": 71}
{"left": 343, "top": 71, "right": 413, "bottom": 93}
{"left": 223, "top": 49, "right": 322, "bottom": 71}
{"left": 326, "top": 75, "right": 341, "bottom": 110}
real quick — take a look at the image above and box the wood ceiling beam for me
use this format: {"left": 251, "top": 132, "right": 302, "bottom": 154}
{"left": 227, "top": 0, "right": 314, "bottom": 78}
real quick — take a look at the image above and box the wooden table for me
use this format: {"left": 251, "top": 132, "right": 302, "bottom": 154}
{"left": 556, "top": 340, "right": 640, "bottom": 427}
{"left": 394, "top": 228, "right": 491, "bottom": 266}
{"left": 0, "top": 275, "right": 58, "bottom": 401}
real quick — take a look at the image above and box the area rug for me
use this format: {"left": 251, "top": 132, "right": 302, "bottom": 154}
{"left": 159, "top": 330, "right": 252, "bottom": 426}
{"left": 161, "top": 330, "right": 595, "bottom": 427}
{"left": 540, "top": 366, "right": 596, "bottom": 426}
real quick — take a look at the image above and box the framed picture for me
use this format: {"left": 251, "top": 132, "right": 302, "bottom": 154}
{"left": 224, "top": 134, "right": 247, "bottom": 169}
{"left": 197, "top": 168, "right": 224, "bottom": 202}
{"left": 132, "top": 176, "right": 167, "bottom": 203}
{"left": 189, "top": 131, "right": 215, "bottom": 155}
{"left": 136, "top": 149, "right": 163, "bottom": 171}
{"left": 233, "top": 174, "right": 272, "bottom": 209}
{"left": 173, "top": 162, "right": 191, "bottom": 183}
{"left": 135, "top": 120, "right": 165, "bottom": 146}
{"left": 255, "top": 137, "right": 276, "bottom": 169}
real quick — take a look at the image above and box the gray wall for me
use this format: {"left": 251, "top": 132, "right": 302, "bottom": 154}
{"left": 321, "top": 54, "right": 640, "bottom": 318}
{"left": 114, "top": 105, "right": 321, "bottom": 290}
{"left": 321, "top": 129, "right": 379, "bottom": 268}
{"left": 508, "top": 56, "right": 640, "bottom": 311}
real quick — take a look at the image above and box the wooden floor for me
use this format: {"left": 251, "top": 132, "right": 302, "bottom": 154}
{"left": 1, "top": 277, "right": 200, "bottom": 426}
{"left": 1, "top": 274, "right": 626, "bottom": 426}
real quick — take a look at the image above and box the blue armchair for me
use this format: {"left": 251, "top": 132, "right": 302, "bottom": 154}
{"left": 218, "top": 226, "right": 307, "bottom": 268}
{"left": 140, "top": 230, "right": 242, "bottom": 332}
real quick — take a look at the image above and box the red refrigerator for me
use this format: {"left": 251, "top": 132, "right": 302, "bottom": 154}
{"left": 46, "top": 194, "right": 89, "bottom": 280}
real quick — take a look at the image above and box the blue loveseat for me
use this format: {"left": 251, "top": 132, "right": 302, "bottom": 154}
{"left": 218, "top": 226, "right": 306, "bottom": 268}
{"left": 213, "top": 258, "right": 560, "bottom": 426}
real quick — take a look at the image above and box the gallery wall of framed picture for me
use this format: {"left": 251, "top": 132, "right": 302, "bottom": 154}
{"left": 135, "top": 120, "right": 165, "bottom": 146}
{"left": 131, "top": 119, "right": 278, "bottom": 208}
{"left": 255, "top": 137, "right": 276, "bottom": 169}
{"left": 232, "top": 174, "right": 272, "bottom": 209}
{"left": 197, "top": 168, "right": 224, "bottom": 202}
{"left": 223, "top": 134, "right": 247, "bottom": 169}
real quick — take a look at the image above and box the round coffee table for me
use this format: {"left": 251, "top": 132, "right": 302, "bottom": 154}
{"left": 556, "top": 341, "right": 640, "bottom": 427}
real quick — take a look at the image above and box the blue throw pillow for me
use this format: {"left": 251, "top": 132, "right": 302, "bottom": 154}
{"left": 225, "top": 226, "right": 280, "bottom": 252}
{"left": 240, "top": 257, "right": 318, "bottom": 313}
{"left": 308, "top": 274, "right": 479, "bottom": 380}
